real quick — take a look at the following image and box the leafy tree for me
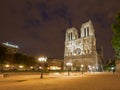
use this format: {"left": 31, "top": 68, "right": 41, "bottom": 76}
{"left": 112, "top": 12, "right": 120, "bottom": 60}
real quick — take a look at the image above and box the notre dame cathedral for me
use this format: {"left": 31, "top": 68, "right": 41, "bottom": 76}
{"left": 64, "top": 20, "right": 102, "bottom": 71}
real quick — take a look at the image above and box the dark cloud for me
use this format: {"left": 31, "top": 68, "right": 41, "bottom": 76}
{"left": 21, "top": 1, "right": 72, "bottom": 29}
{"left": 0, "top": 0, "right": 120, "bottom": 59}
{"left": 24, "top": 19, "right": 41, "bottom": 29}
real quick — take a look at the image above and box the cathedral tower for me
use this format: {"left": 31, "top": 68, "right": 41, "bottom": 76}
{"left": 65, "top": 27, "right": 78, "bottom": 41}
{"left": 81, "top": 20, "right": 95, "bottom": 37}
{"left": 80, "top": 20, "right": 96, "bottom": 55}
{"left": 64, "top": 27, "right": 78, "bottom": 57}
{"left": 64, "top": 20, "right": 98, "bottom": 71}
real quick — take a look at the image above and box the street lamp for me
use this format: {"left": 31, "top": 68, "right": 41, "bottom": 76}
{"left": 38, "top": 56, "right": 47, "bottom": 79}
{"left": 66, "top": 62, "right": 73, "bottom": 76}
{"left": 5, "top": 64, "right": 10, "bottom": 68}
{"left": 81, "top": 52, "right": 84, "bottom": 75}
{"left": 19, "top": 65, "right": 24, "bottom": 69}
{"left": 5, "top": 64, "right": 10, "bottom": 71}
{"left": 88, "top": 65, "right": 92, "bottom": 73}
{"left": 81, "top": 64, "right": 84, "bottom": 74}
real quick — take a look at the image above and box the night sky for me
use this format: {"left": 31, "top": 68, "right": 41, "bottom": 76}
{"left": 0, "top": 0, "right": 120, "bottom": 59}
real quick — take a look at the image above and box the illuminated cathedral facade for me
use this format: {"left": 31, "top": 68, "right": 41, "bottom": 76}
{"left": 64, "top": 20, "right": 101, "bottom": 71}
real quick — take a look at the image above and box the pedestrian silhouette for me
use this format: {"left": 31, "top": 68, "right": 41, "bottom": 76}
{"left": 113, "top": 69, "right": 115, "bottom": 74}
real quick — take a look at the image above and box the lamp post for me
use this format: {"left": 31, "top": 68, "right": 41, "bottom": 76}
{"left": 5, "top": 64, "right": 10, "bottom": 71}
{"left": 38, "top": 56, "right": 47, "bottom": 79}
{"left": 81, "top": 52, "right": 84, "bottom": 74}
{"left": 66, "top": 62, "right": 73, "bottom": 76}
{"left": 88, "top": 65, "right": 91, "bottom": 73}
{"left": 81, "top": 64, "right": 84, "bottom": 74}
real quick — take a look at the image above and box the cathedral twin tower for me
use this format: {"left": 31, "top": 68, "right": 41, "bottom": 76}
{"left": 64, "top": 20, "right": 99, "bottom": 71}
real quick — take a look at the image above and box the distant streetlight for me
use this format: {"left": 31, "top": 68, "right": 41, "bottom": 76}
{"left": 66, "top": 62, "right": 73, "bottom": 76}
{"left": 30, "top": 66, "right": 34, "bottom": 70}
{"left": 38, "top": 56, "right": 47, "bottom": 79}
{"left": 92, "top": 66, "right": 95, "bottom": 72}
{"left": 111, "top": 67, "right": 115, "bottom": 74}
{"left": 19, "top": 65, "right": 24, "bottom": 69}
{"left": 5, "top": 64, "right": 10, "bottom": 68}
{"left": 88, "top": 65, "right": 92, "bottom": 73}
{"left": 4, "top": 64, "right": 10, "bottom": 71}
{"left": 81, "top": 64, "right": 84, "bottom": 74}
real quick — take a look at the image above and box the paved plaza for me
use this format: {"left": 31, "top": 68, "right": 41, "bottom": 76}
{"left": 0, "top": 72, "right": 120, "bottom": 90}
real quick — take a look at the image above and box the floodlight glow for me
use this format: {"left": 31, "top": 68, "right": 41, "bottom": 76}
{"left": 92, "top": 66, "right": 95, "bottom": 69}
{"left": 5, "top": 64, "right": 10, "bottom": 68}
{"left": 39, "top": 66, "right": 42, "bottom": 69}
{"left": 81, "top": 64, "right": 84, "bottom": 67}
{"left": 50, "top": 66, "right": 61, "bottom": 70}
{"left": 30, "top": 66, "right": 33, "bottom": 69}
{"left": 111, "top": 67, "right": 114, "bottom": 70}
{"left": 88, "top": 65, "right": 91, "bottom": 68}
{"left": 66, "top": 62, "right": 73, "bottom": 66}
{"left": 38, "top": 57, "right": 47, "bottom": 62}
{"left": 19, "top": 65, "right": 24, "bottom": 68}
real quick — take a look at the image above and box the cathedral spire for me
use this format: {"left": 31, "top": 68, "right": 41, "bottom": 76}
{"left": 65, "top": 27, "right": 78, "bottom": 41}
{"left": 80, "top": 20, "right": 95, "bottom": 38}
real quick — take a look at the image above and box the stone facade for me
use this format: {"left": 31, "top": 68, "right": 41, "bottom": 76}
{"left": 47, "top": 58, "right": 63, "bottom": 70}
{"left": 64, "top": 20, "right": 100, "bottom": 71}
{"left": 2, "top": 42, "right": 19, "bottom": 54}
